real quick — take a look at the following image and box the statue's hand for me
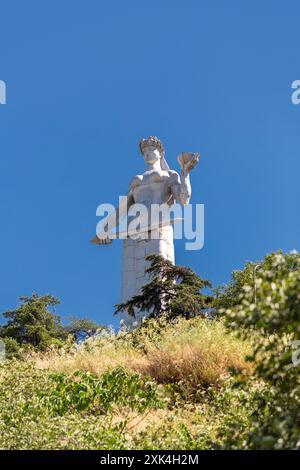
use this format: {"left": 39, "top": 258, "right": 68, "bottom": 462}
{"left": 90, "top": 235, "right": 112, "bottom": 245}
{"left": 177, "top": 152, "right": 200, "bottom": 175}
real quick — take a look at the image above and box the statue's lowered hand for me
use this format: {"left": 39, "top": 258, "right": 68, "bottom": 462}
{"left": 90, "top": 234, "right": 112, "bottom": 245}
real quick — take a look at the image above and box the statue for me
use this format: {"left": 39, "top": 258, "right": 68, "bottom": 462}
{"left": 91, "top": 136, "right": 199, "bottom": 326}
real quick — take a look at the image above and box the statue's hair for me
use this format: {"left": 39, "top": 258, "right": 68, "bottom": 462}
{"left": 139, "top": 136, "right": 165, "bottom": 157}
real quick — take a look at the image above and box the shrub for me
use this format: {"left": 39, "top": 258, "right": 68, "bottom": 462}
{"left": 32, "top": 316, "right": 252, "bottom": 399}
{"left": 222, "top": 251, "right": 300, "bottom": 449}
{"left": 40, "top": 367, "right": 166, "bottom": 416}
{"left": 130, "top": 317, "right": 252, "bottom": 398}
{"left": 0, "top": 361, "right": 166, "bottom": 449}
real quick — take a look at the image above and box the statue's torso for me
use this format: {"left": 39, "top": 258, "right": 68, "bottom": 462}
{"left": 130, "top": 170, "right": 179, "bottom": 208}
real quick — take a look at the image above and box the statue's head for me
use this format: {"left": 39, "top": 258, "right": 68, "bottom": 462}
{"left": 139, "top": 136, "right": 164, "bottom": 164}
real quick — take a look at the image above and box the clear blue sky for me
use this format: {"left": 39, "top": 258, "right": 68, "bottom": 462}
{"left": 1, "top": 1, "right": 299, "bottom": 327}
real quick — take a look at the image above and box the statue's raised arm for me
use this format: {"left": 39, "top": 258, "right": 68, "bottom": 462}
{"left": 169, "top": 152, "right": 200, "bottom": 206}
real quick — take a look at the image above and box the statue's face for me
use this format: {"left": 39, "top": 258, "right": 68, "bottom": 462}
{"left": 143, "top": 145, "right": 161, "bottom": 164}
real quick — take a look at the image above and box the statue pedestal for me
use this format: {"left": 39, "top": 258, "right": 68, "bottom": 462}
{"left": 120, "top": 225, "right": 174, "bottom": 327}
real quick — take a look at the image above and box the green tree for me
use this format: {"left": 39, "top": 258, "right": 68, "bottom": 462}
{"left": 65, "top": 317, "right": 104, "bottom": 342}
{"left": 115, "top": 254, "right": 212, "bottom": 320}
{"left": 0, "top": 294, "right": 67, "bottom": 350}
{"left": 213, "top": 250, "right": 299, "bottom": 311}
{"left": 222, "top": 251, "right": 300, "bottom": 449}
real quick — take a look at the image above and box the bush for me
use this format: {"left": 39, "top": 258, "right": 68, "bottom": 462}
{"left": 0, "top": 316, "right": 254, "bottom": 450}
{"left": 129, "top": 317, "right": 252, "bottom": 398}
{"left": 0, "top": 361, "right": 167, "bottom": 449}
{"left": 32, "top": 316, "right": 252, "bottom": 399}
{"left": 41, "top": 367, "right": 166, "bottom": 416}
{"left": 221, "top": 251, "right": 300, "bottom": 449}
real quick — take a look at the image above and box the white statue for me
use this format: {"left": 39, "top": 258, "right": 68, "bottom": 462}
{"left": 91, "top": 136, "right": 199, "bottom": 326}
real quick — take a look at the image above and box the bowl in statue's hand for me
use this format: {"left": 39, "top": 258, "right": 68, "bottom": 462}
{"left": 177, "top": 152, "right": 200, "bottom": 173}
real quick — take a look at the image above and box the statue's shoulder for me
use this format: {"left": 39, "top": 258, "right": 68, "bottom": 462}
{"left": 167, "top": 170, "right": 180, "bottom": 183}
{"left": 129, "top": 174, "right": 143, "bottom": 189}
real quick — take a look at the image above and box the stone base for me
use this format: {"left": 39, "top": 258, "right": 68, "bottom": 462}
{"left": 119, "top": 225, "right": 174, "bottom": 328}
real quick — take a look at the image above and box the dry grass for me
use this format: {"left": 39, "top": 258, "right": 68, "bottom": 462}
{"left": 136, "top": 318, "right": 252, "bottom": 391}
{"left": 31, "top": 317, "right": 252, "bottom": 395}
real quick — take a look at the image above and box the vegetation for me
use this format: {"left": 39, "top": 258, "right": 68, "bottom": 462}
{"left": 0, "top": 294, "right": 102, "bottom": 356}
{"left": 221, "top": 251, "right": 300, "bottom": 449}
{"left": 115, "top": 254, "right": 212, "bottom": 320}
{"left": 0, "top": 294, "right": 66, "bottom": 352}
{"left": 32, "top": 316, "right": 251, "bottom": 398}
{"left": 0, "top": 250, "right": 299, "bottom": 449}
{"left": 213, "top": 249, "right": 299, "bottom": 311}
{"left": 0, "top": 318, "right": 251, "bottom": 450}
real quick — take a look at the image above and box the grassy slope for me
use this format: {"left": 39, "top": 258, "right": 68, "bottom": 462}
{"left": 0, "top": 318, "right": 254, "bottom": 450}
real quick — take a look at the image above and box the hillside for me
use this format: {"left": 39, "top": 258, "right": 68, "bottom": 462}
{"left": 0, "top": 317, "right": 253, "bottom": 450}
{"left": 1, "top": 251, "right": 299, "bottom": 450}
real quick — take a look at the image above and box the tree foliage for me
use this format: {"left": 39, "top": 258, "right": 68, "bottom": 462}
{"left": 214, "top": 250, "right": 299, "bottom": 312}
{"left": 115, "top": 254, "right": 212, "bottom": 320}
{"left": 222, "top": 251, "right": 300, "bottom": 449}
{"left": 0, "top": 294, "right": 67, "bottom": 350}
{"left": 0, "top": 294, "right": 103, "bottom": 352}
{"left": 64, "top": 317, "right": 103, "bottom": 342}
